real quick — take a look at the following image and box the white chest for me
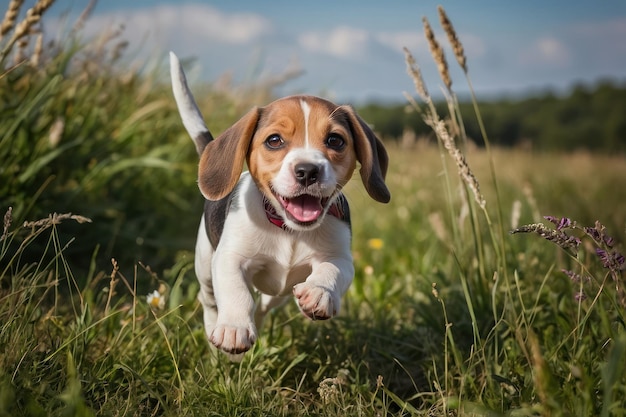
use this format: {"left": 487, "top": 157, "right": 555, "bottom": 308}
{"left": 242, "top": 236, "right": 316, "bottom": 296}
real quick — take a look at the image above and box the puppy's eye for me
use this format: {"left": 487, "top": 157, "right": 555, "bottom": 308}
{"left": 265, "top": 135, "right": 285, "bottom": 149}
{"left": 325, "top": 134, "right": 345, "bottom": 150}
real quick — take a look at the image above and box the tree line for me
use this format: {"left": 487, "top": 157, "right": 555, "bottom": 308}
{"left": 357, "top": 80, "right": 626, "bottom": 152}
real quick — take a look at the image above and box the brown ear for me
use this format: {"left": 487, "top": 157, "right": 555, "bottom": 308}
{"left": 343, "top": 106, "right": 391, "bottom": 203}
{"left": 198, "top": 107, "right": 260, "bottom": 200}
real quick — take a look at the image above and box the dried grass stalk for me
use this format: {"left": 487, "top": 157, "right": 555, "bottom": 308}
{"left": 13, "top": 0, "right": 54, "bottom": 39}
{"left": 13, "top": 35, "right": 32, "bottom": 65}
{"left": 403, "top": 47, "right": 429, "bottom": 102}
{"left": 428, "top": 115, "right": 486, "bottom": 209}
{"left": 23, "top": 212, "right": 92, "bottom": 229}
{"left": 404, "top": 36, "right": 485, "bottom": 210}
{"left": 1, "top": 0, "right": 54, "bottom": 61}
{"left": 422, "top": 16, "right": 451, "bottom": 91}
{"left": 30, "top": 31, "right": 43, "bottom": 66}
{"left": 72, "top": 0, "right": 96, "bottom": 34}
{"left": 438, "top": 6, "right": 467, "bottom": 73}
{"left": 0, "top": 0, "right": 24, "bottom": 40}
{"left": 510, "top": 200, "right": 522, "bottom": 230}
{"left": 1, "top": 207, "right": 12, "bottom": 241}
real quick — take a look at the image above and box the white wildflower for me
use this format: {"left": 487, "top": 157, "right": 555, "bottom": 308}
{"left": 147, "top": 290, "right": 165, "bottom": 310}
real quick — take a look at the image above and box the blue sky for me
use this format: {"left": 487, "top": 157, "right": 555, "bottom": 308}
{"left": 42, "top": 0, "right": 626, "bottom": 103}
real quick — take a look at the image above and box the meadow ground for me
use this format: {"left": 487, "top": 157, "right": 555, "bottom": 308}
{"left": 1, "top": 2, "right": 626, "bottom": 416}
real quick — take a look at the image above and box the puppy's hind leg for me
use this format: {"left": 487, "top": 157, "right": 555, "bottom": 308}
{"left": 195, "top": 217, "right": 218, "bottom": 340}
{"left": 198, "top": 281, "right": 218, "bottom": 340}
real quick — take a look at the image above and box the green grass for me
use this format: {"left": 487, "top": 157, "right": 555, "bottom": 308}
{"left": 2, "top": 145, "right": 625, "bottom": 416}
{"left": 2, "top": 3, "right": 626, "bottom": 416}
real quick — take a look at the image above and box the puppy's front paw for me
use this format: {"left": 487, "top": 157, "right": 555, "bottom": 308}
{"left": 210, "top": 323, "right": 256, "bottom": 354}
{"left": 293, "top": 283, "right": 338, "bottom": 320}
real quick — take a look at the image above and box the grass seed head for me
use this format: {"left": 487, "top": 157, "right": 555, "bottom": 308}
{"left": 16, "top": 0, "right": 55, "bottom": 38}
{"left": 1, "top": 207, "right": 12, "bottom": 241}
{"left": 511, "top": 200, "right": 522, "bottom": 230}
{"left": 430, "top": 117, "right": 486, "bottom": 208}
{"left": 30, "top": 31, "right": 43, "bottom": 66}
{"left": 510, "top": 222, "right": 581, "bottom": 250}
{"left": 403, "top": 47, "right": 430, "bottom": 102}
{"left": 1, "top": 0, "right": 55, "bottom": 64}
{"left": 438, "top": 6, "right": 467, "bottom": 73}
{"left": 0, "top": 0, "right": 24, "bottom": 38}
{"left": 422, "top": 16, "right": 451, "bottom": 91}
{"left": 72, "top": 0, "right": 96, "bottom": 34}
{"left": 23, "top": 212, "right": 92, "bottom": 230}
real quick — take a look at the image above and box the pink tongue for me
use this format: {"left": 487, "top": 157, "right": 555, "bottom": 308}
{"left": 284, "top": 195, "right": 323, "bottom": 222}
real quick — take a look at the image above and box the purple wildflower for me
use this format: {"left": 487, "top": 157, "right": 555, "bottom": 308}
{"left": 563, "top": 270, "right": 590, "bottom": 302}
{"left": 596, "top": 248, "right": 626, "bottom": 270}
{"left": 544, "top": 216, "right": 573, "bottom": 231}
{"left": 562, "top": 269, "right": 587, "bottom": 283}
{"left": 543, "top": 215, "right": 558, "bottom": 224}
{"left": 511, "top": 223, "right": 580, "bottom": 250}
{"left": 584, "top": 226, "right": 601, "bottom": 243}
{"left": 596, "top": 248, "right": 610, "bottom": 268}
{"left": 515, "top": 216, "right": 625, "bottom": 307}
{"left": 583, "top": 221, "right": 618, "bottom": 248}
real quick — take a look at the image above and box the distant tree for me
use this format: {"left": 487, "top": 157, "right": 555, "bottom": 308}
{"left": 359, "top": 81, "right": 626, "bottom": 153}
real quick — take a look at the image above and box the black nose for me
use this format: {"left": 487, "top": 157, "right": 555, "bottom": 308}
{"left": 294, "top": 162, "right": 320, "bottom": 186}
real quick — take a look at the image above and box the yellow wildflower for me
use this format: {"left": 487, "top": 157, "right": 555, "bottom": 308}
{"left": 367, "top": 238, "right": 384, "bottom": 250}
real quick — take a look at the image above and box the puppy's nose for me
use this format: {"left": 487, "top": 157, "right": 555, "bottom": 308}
{"left": 294, "top": 162, "right": 320, "bottom": 186}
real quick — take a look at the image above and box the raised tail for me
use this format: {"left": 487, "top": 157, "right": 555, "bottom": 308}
{"left": 169, "top": 51, "right": 214, "bottom": 155}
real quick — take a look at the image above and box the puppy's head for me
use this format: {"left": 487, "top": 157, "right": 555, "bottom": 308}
{"left": 199, "top": 95, "right": 390, "bottom": 230}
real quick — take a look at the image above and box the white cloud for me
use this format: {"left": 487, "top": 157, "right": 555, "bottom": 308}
{"left": 43, "top": 3, "right": 275, "bottom": 86}
{"left": 170, "top": 4, "right": 271, "bottom": 44}
{"left": 61, "top": 4, "right": 271, "bottom": 48}
{"left": 537, "top": 37, "right": 570, "bottom": 64}
{"left": 299, "top": 27, "right": 369, "bottom": 59}
{"left": 519, "top": 36, "right": 570, "bottom": 67}
{"left": 375, "top": 31, "right": 424, "bottom": 54}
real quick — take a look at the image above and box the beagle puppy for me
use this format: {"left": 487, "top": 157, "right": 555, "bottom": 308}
{"left": 170, "top": 52, "right": 390, "bottom": 356}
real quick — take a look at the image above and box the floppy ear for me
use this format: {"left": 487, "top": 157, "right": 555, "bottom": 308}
{"left": 342, "top": 106, "right": 391, "bottom": 203}
{"left": 198, "top": 107, "right": 261, "bottom": 200}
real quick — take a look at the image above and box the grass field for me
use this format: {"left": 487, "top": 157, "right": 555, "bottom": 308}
{"left": 2, "top": 144, "right": 625, "bottom": 416}
{"left": 1, "top": 2, "right": 626, "bottom": 416}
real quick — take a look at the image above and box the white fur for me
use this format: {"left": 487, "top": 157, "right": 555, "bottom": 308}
{"left": 169, "top": 52, "right": 210, "bottom": 154}
{"left": 300, "top": 99, "right": 311, "bottom": 148}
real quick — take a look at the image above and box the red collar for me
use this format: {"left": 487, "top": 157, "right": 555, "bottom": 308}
{"left": 263, "top": 195, "right": 346, "bottom": 230}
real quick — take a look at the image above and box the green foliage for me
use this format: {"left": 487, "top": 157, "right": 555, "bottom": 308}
{"left": 0, "top": 32, "right": 251, "bottom": 277}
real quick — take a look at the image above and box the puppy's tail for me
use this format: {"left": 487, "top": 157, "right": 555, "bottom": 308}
{"left": 169, "top": 51, "right": 214, "bottom": 155}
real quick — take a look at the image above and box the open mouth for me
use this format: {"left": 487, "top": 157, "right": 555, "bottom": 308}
{"left": 274, "top": 192, "right": 330, "bottom": 225}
